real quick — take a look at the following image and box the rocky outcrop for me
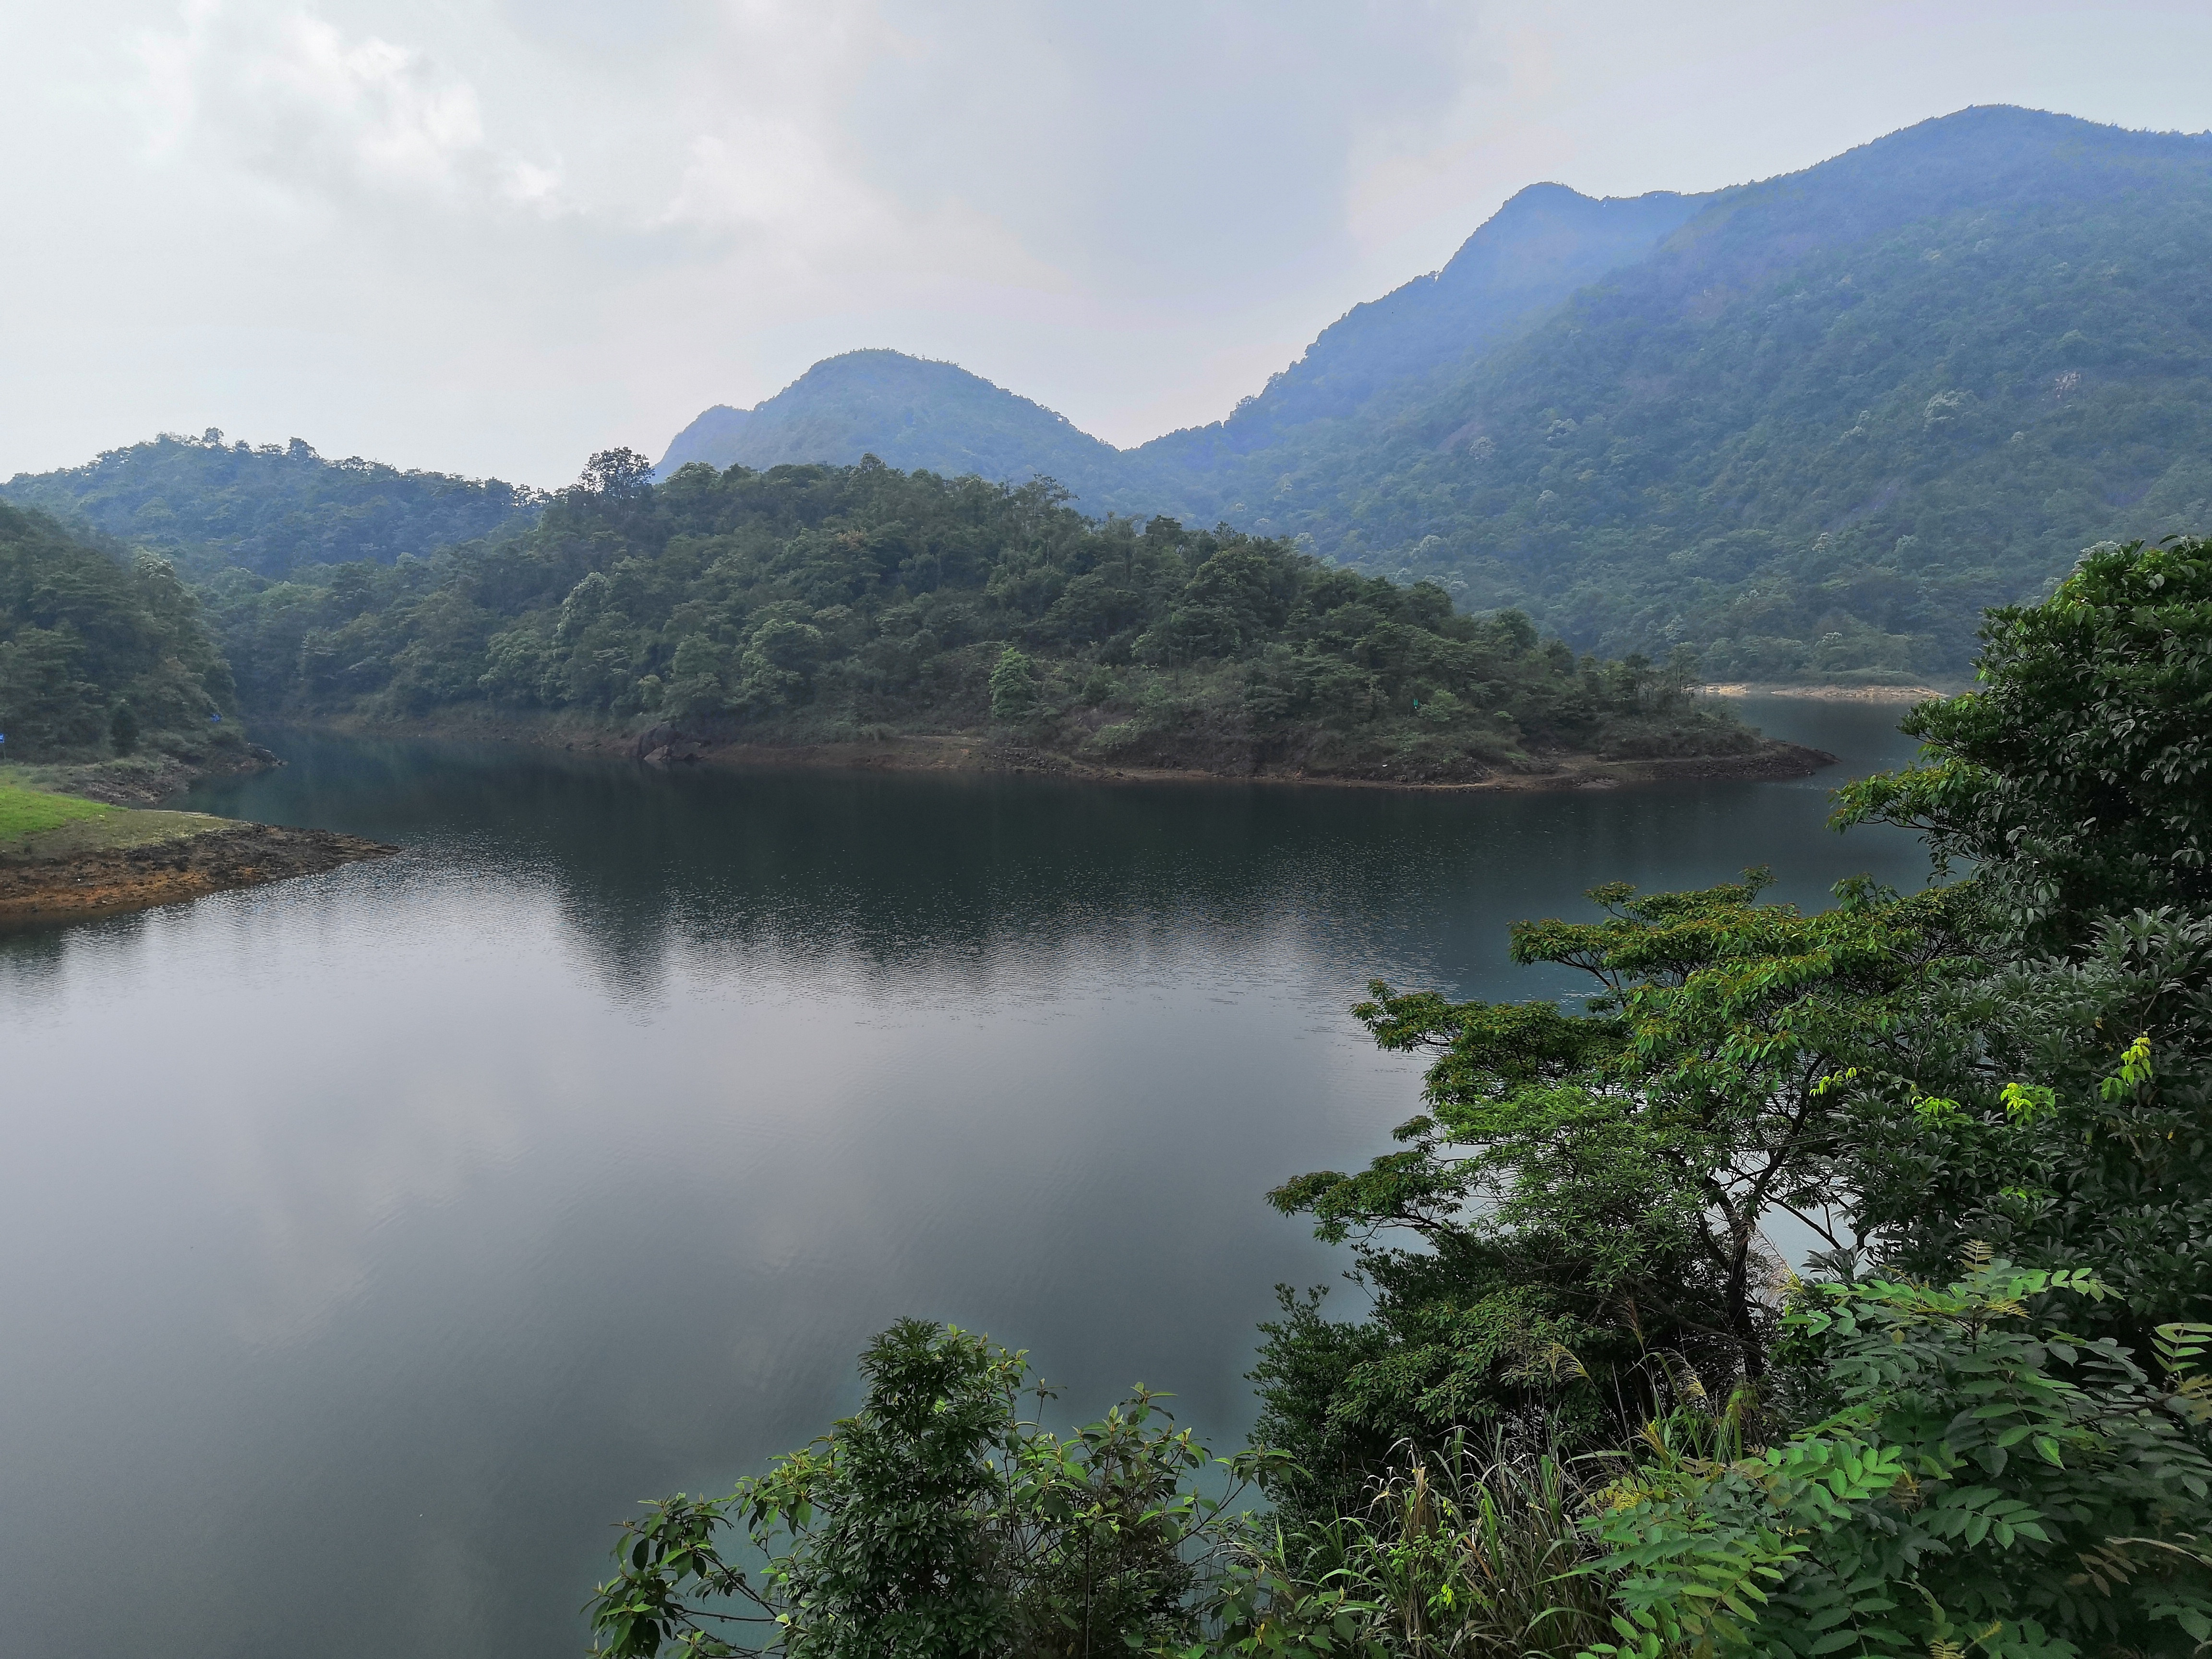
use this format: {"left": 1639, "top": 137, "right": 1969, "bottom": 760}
{"left": 631, "top": 724, "right": 711, "bottom": 765}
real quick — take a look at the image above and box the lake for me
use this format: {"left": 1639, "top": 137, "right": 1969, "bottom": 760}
{"left": 0, "top": 698, "right": 1927, "bottom": 1657}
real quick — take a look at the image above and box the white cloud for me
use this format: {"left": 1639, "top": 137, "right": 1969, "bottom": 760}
{"left": 135, "top": 0, "right": 566, "bottom": 213}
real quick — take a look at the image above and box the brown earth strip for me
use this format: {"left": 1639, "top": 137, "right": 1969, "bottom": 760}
{"left": 0, "top": 822, "right": 399, "bottom": 925}
{"left": 634, "top": 731, "right": 1839, "bottom": 791}
{"left": 291, "top": 709, "right": 1839, "bottom": 793}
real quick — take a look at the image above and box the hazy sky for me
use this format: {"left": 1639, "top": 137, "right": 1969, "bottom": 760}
{"left": 5, "top": 1, "right": 2210, "bottom": 487}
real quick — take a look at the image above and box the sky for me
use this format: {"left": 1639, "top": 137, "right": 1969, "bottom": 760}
{"left": 4, "top": 1, "right": 2211, "bottom": 488}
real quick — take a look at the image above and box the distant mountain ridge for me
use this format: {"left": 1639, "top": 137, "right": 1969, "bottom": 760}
{"left": 657, "top": 107, "right": 2212, "bottom": 677}
{"left": 655, "top": 179, "right": 1710, "bottom": 489}
{"left": 1139, "top": 181, "right": 1712, "bottom": 462}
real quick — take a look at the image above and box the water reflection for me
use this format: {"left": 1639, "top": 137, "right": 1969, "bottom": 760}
{"left": 0, "top": 698, "right": 1925, "bottom": 1659}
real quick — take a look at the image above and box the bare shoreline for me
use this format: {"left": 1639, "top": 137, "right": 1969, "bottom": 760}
{"left": 1698, "top": 681, "right": 1957, "bottom": 704}
{"left": 0, "top": 816, "right": 397, "bottom": 926}
{"left": 287, "top": 710, "right": 1839, "bottom": 794}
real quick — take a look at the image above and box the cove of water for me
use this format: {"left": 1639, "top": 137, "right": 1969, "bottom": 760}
{"left": 0, "top": 699, "right": 1926, "bottom": 1657}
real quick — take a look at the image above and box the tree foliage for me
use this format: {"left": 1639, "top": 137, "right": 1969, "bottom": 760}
{"left": 0, "top": 500, "right": 236, "bottom": 757}
{"left": 1254, "top": 873, "right": 1972, "bottom": 1517}
{"left": 200, "top": 455, "right": 1754, "bottom": 779}
{"left": 588, "top": 1319, "right": 1270, "bottom": 1659}
{"left": 1836, "top": 536, "right": 2212, "bottom": 948}
{"left": 1, "top": 430, "right": 541, "bottom": 579}
{"left": 1592, "top": 1260, "right": 2212, "bottom": 1659}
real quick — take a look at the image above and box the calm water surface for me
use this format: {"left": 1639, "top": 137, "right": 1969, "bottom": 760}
{"left": 0, "top": 699, "right": 1925, "bottom": 1657}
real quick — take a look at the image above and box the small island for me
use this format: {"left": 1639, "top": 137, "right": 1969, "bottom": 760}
{"left": 0, "top": 782, "right": 394, "bottom": 924}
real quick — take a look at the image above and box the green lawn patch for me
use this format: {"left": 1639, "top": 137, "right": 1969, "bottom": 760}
{"left": 0, "top": 781, "right": 115, "bottom": 844}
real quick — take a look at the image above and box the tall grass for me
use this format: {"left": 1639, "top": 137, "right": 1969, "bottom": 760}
{"left": 1238, "top": 1436, "right": 1618, "bottom": 1659}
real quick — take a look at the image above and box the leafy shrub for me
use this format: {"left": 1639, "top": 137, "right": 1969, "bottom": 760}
{"left": 1589, "top": 1255, "right": 2212, "bottom": 1659}
{"left": 587, "top": 1320, "right": 1271, "bottom": 1659}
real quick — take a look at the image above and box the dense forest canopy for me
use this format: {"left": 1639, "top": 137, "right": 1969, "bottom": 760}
{"left": 0, "top": 501, "right": 236, "bottom": 757}
{"left": 652, "top": 108, "right": 2212, "bottom": 681}
{"left": 1, "top": 431, "right": 544, "bottom": 579}
{"left": 203, "top": 454, "right": 1752, "bottom": 778}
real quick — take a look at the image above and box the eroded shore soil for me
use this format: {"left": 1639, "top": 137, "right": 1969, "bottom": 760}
{"left": 300, "top": 708, "right": 1836, "bottom": 792}
{"left": 623, "top": 729, "right": 1840, "bottom": 791}
{"left": 0, "top": 816, "right": 398, "bottom": 925}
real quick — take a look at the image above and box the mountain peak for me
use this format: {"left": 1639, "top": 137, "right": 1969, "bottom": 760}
{"left": 654, "top": 348, "right": 1120, "bottom": 493}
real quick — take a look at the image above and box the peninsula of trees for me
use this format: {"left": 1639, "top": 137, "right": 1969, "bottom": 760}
{"left": 194, "top": 451, "right": 1796, "bottom": 785}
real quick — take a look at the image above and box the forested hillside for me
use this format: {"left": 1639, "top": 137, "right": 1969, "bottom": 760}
{"left": 0, "top": 501, "right": 237, "bottom": 758}
{"left": 203, "top": 453, "right": 1758, "bottom": 781}
{"left": 1249, "top": 107, "right": 2212, "bottom": 679}
{"left": 2, "top": 432, "right": 543, "bottom": 578}
{"left": 654, "top": 107, "right": 2212, "bottom": 679}
{"left": 1127, "top": 180, "right": 1709, "bottom": 469}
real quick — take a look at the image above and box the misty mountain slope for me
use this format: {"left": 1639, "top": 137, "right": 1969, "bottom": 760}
{"left": 658, "top": 185, "right": 1711, "bottom": 514}
{"left": 654, "top": 350, "right": 1126, "bottom": 498}
{"left": 1127, "top": 182, "right": 1712, "bottom": 476}
{"left": 1, "top": 434, "right": 543, "bottom": 578}
{"left": 656, "top": 405, "right": 755, "bottom": 474}
{"left": 1262, "top": 106, "right": 2212, "bottom": 676}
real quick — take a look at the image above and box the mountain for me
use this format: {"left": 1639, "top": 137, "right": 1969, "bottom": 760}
{"left": 1134, "top": 181, "right": 1711, "bottom": 463}
{"left": 1238, "top": 106, "right": 2212, "bottom": 678}
{"left": 2, "top": 433, "right": 543, "bottom": 578}
{"left": 655, "top": 107, "right": 2212, "bottom": 679}
{"left": 658, "top": 184, "right": 1704, "bottom": 497}
{"left": 655, "top": 350, "right": 1126, "bottom": 498}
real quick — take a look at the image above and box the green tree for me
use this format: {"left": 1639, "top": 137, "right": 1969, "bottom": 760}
{"left": 1256, "top": 873, "right": 1970, "bottom": 1518}
{"left": 107, "top": 698, "right": 139, "bottom": 756}
{"left": 589, "top": 1320, "right": 1269, "bottom": 1659}
{"left": 988, "top": 648, "right": 1041, "bottom": 723}
{"left": 1826, "top": 537, "right": 2212, "bottom": 1357}
{"left": 1836, "top": 536, "right": 2212, "bottom": 952}
{"left": 0, "top": 501, "right": 237, "bottom": 757}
